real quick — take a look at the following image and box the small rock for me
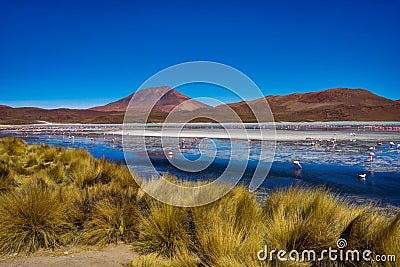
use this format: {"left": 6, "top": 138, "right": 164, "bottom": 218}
{"left": 63, "top": 251, "right": 69, "bottom": 255}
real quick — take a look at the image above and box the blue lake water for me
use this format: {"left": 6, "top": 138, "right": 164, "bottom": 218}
{"left": 1, "top": 122, "right": 400, "bottom": 206}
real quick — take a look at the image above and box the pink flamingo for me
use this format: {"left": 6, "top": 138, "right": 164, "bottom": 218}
{"left": 292, "top": 160, "right": 302, "bottom": 169}
{"left": 369, "top": 152, "right": 375, "bottom": 161}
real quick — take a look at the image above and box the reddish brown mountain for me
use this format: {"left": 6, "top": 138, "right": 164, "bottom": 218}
{"left": 90, "top": 86, "right": 210, "bottom": 113}
{"left": 221, "top": 88, "right": 400, "bottom": 121}
{"left": 125, "top": 88, "right": 400, "bottom": 123}
{"left": 0, "top": 88, "right": 399, "bottom": 124}
{"left": 90, "top": 94, "right": 133, "bottom": 112}
{"left": 0, "top": 105, "right": 124, "bottom": 124}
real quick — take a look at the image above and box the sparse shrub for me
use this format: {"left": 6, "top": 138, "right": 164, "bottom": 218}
{"left": 262, "top": 187, "right": 363, "bottom": 265}
{"left": 71, "top": 182, "right": 139, "bottom": 228}
{"left": 0, "top": 183, "right": 74, "bottom": 254}
{"left": 80, "top": 197, "right": 139, "bottom": 246}
{"left": 69, "top": 157, "right": 99, "bottom": 188}
{"left": 46, "top": 162, "right": 66, "bottom": 184}
{"left": 342, "top": 211, "right": 400, "bottom": 267}
{"left": 40, "top": 145, "right": 58, "bottom": 163}
{"left": 17, "top": 170, "right": 57, "bottom": 190}
{"left": 0, "top": 164, "right": 17, "bottom": 192}
{"left": 110, "top": 163, "right": 138, "bottom": 190}
{"left": 58, "top": 148, "right": 92, "bottom": 166}
{"left": 192, "top": 185, "right": 265, "bottom": 266}
{"left": 24, "top": 152, "right": 39, "bottom": 168}
{"left": 0, "top": 137, "right": 26, "bottom": 156}
{"left": 136, "top": 201, "right": 193, "bottom": 258}
{"left": 95, "top": 157, "right": 119, "bottom": 184}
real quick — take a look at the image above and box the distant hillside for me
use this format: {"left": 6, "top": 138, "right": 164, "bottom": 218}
{"left": 263, "top": 88, "right": 400, "bottom": 121}
{"left": 90, "top": 86, "right": 210, "bottom": 113}
{"left": 161, "top": 88, "right": 400, "bottom": 122}
{"left": 0, "top": 106, "right": 124, "bottom": 124}
{"left": 1, "top": 88, "right": 399, "bottom": 124}
{"left": 213, "top": 88, "right": 400, "bottom": 122}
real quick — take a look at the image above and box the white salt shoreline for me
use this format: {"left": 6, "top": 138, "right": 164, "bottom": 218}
{"left": 119, "top": 128, "right": 400, "bottom": 141}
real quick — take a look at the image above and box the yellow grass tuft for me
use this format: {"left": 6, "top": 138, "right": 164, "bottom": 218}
{"left": 135, "top": 200, "right": 193, "bottom": 258}
{"left": 0, "top": 182, "right": 74, "bottom": 254}
{"left": 262, "top": 187, "right": 364, "bottom": 253}
{"left": 80, "top": 197, "right": 139, "bottom": 247}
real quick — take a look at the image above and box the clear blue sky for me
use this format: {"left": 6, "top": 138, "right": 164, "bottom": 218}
{"left": 0, "top": 0, "right": 399, "bottom": 108}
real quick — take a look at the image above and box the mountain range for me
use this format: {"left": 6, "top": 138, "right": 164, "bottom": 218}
{"left": 1, "top": 87, "right": 399, "bottom": 124}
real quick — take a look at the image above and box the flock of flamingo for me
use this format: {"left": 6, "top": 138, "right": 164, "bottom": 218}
{"left": 292, "top": 132, "right": 400, "bottom": 180}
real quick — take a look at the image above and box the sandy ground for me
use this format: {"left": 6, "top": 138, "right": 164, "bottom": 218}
{"left": 0, "top": 244, "right": 136, "bottom": 267}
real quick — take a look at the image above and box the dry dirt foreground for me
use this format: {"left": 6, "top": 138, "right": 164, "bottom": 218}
{"left": 0, "top": 244, "right": 135, "bottom": 267}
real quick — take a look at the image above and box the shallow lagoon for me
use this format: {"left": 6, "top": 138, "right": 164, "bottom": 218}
{"left": 1, "top": 122, "right": 400, "bottom": 206}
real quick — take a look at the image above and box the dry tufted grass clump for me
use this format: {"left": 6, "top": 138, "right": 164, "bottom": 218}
{"left": 0, "top": 182, "right": 74, "bottom": 254}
